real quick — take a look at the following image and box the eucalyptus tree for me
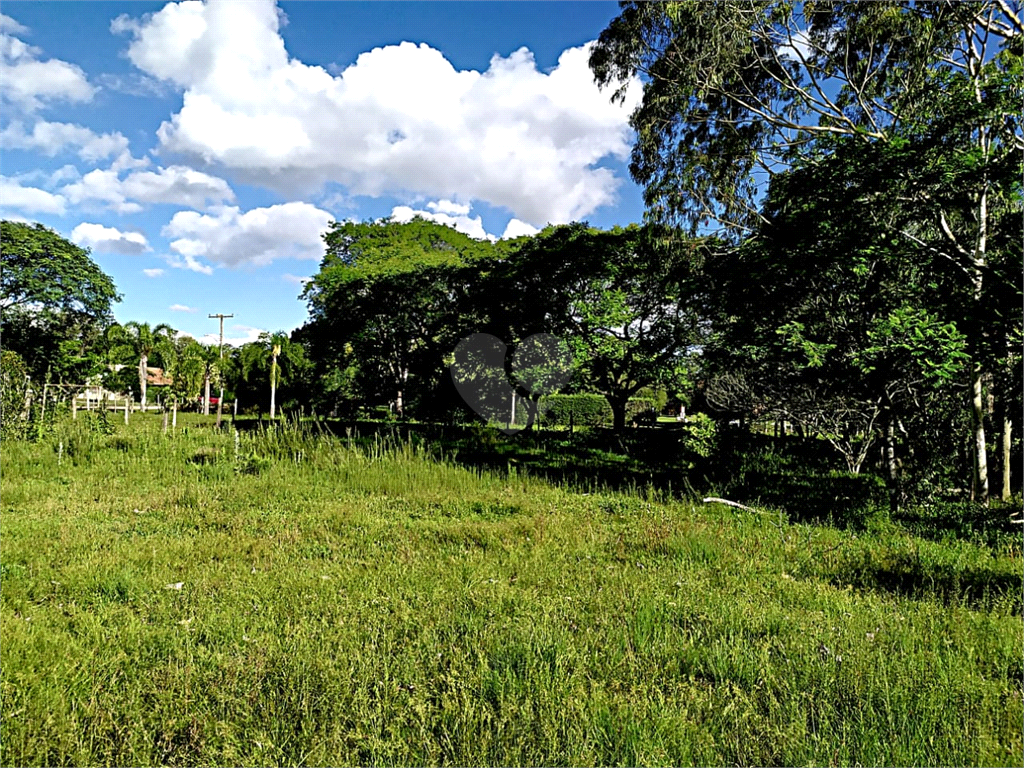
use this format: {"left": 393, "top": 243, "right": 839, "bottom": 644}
{"left": 106, "top": 321, "right": 176, "bottom": 407}
{"left": 590, "top": 0, "right": 1023, "bottom": 501}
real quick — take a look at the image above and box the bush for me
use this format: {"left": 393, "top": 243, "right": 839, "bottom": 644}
{"left": 0, "top": 351, "right": 30, "bottom": 440}
{"left": 540, "top": 394, "right": 612, "bottom": 427}
{"left": 680, "top": 412, "right": 718, "bottom": 458}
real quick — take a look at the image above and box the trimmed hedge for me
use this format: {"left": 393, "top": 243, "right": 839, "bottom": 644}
{"left": 540, "top": 394, "right": 612, "bottom": 427}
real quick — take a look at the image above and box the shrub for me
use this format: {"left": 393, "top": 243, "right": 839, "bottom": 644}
{"left": 540, "top": 394, "right": 612, "bottom": 427}
{"left": 0, "top": 351, "right": 30, "bottom": 440}
{"left": 680, "top": 412, "right": 718, "bottom": 458}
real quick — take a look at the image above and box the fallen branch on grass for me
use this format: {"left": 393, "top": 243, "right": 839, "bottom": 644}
{"left": 702, "top": 497, "right": 760, "bottom": 513}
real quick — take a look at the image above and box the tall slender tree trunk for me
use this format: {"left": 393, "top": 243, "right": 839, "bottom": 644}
{"left": 203, "top": 372, "right": 211, "bottom": 416}
{"left": 395, "top": 367, "right": 408, "bottom": 418}
{"left": 139, "top": 354, "right": 148, "bottom": 408}
{"left": 884, "top": 413, "right": 899, "bottom": 511}
{"left": 270, "top": 353, "right": 278, "bottom": 419}
{"left": 1002, "top": 412, "right": 1012, "bottom": 501}
{"left": 971, "top": 364, "right": 989, "bottom": 505}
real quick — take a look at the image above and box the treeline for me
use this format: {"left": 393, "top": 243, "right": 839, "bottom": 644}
{"left": 2, "top": 1, "right": 1021, "bottom": 508}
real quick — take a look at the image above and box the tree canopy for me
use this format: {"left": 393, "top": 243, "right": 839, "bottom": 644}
{"left": 1, "top": 220, "right": 121, "bottom": 383}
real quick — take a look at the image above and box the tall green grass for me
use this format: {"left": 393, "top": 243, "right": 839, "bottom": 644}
{"left": 1, "top": 414, "right": 1020, "bottom": 766}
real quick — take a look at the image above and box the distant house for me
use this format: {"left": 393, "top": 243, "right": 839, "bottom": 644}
{"left": 145, "top": 367, "right": 173, "bottom": 387}
{"left": 80, "top": 364, "right": 174, "bottom": 401}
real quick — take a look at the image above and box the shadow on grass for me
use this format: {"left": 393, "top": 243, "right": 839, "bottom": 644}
{"left": 892, "top": 501, "right": 1022, "bottom": 548}
{"left": 835, "top": 551, "right": 1022, "bottom": 613}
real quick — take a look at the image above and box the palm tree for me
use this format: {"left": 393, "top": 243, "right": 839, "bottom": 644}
{"left": 107, "top": 321, "right": 176, "bottom": 407}
{"left": 195, "top": 343, "right": 221, "bottom": 415}
{"left": 241, "top": 331, "right": 304, "bottom": 418}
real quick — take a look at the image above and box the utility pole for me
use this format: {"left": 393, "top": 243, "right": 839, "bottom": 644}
{"left": 209, "top": 313, "right": 233, "bottom": 427}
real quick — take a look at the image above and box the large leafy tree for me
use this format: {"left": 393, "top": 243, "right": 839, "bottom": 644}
{"left": 0, "top": 221, "right": 121, "bottom": 382}
{"left": 704, "top": 153, "right": 976, "bottom": 503}
{"left": 301, "top": 217, "right": 499, "bottom": 417}
{"left": 488, "top": 224, "right": 708, "bottom": 430}
{"left": 590, "top": 0, "right": 1022, "bottom": 502}
{"left": 106, "top": 322, "right": 176, "bottom": 407}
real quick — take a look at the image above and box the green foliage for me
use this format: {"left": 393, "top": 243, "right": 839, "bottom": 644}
{"left": 0, "top": 350, "right": 30, "bottom": 440}
{"left": 591, "top": 0, "right": 1021, "bottom": 501}
{"left": 488, "top": 223, "right": 709, "bottom": 430}
{"left": 1, "top": 221, "right": 121, "bottom": 383}
{"left": 540, "top": 394, "right": 613, "bottom": 427}
{"left": 105, "top": 321, "right": 177, "bottom": 405}
{"left": 302, "top": 217, "right": 500, "bottom": 415}
{"left": 0, "top": 221, "right": 120, "bottom": 320}
{"left": 679, "top": 412, "right": 717, "bottom": 458}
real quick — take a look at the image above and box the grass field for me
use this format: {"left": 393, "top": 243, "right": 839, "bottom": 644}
{"left": 1, "top": 413, "right": 1021, "bottom": 766}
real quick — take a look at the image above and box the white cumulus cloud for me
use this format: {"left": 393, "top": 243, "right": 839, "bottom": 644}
{"left": 0, "top": 120, "right": 130, "bottom": 161}
{"left": 390, "top": 200, "right": 540, "bottom": 242}
{"left": 114, "top": 0, "right": 641, "bottom": 227}
{"left": 169, "top": 303, "right": 197, "bottom": 312}
{"left": 0, "top": 175, "right": 66, "bottom": 215}
{"left": 0, "top": 14, "right": 28, "bottom": 35}
{"left": 165, "top": 252, "right": 214, "bottom": 275}
{"left": 501, "top": 218, "right": 540, "bottom": 240}
{"left": 143, "top": 268, "right": 165, "bottom": 277}
{"left": 162, "top": 201, "right": 332, "bottom": 268}
{"left": 63, "top": 163, "right": 234, "bottom": 213}
{"left": 71, "top": 222, "right": 150, "bottom": 255}
{"left": 1, "top": 19, "right": 94, "bottom": 111}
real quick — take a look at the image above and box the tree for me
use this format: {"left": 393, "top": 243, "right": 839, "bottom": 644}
{"left": 168, "top": 339, "right": 220, "bottom": 412}
{"left": 241, "top": 332, "right": 306, "bottom": 418}
{"left": 488, "top": 224, "right": 708, "bottom": 430}
{"left": 168, "top": 338, "right": 206, "bottom": 406}
{"left": 302, "top": 217, "right": 499, "bottom": 417}
{"left": 106, "top": 322, "right": 176, "bottom": 408}
{"left": 1, "top": 221, "right": 121, "bottom": 383}
{"left": 590, "top": 0, "right": 1022, "bottom": 501}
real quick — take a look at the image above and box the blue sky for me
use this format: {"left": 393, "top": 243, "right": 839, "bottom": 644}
{"left": 0, "top": 1, "right": 645, "bottom": 345}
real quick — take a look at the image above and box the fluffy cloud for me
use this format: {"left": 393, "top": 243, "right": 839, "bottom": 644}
{"left": 1, "top": 18, "right": 94, "bottom": 110}
{"left": 63, "top": 163, "right": 234, "bottom": 213}
{"left": 143, "top": 268, "right": 165, "bottom": 277}
{"left": 162, "top": 201, "right": 332, "bottom": 268}
{"left": 114, "top": 0, "right": 641, "bottom": 227}
{"left": 0, "top": 14, "right": 28, "bottom": 35}
{"left": 165, "top": 252, "right": 214, "bottom": 275}
{"left": 0, "top": 120, "right": 130, "bottom": 161}
{"left": 169, "top": 303, "right": 197, "bottom": 312}
{"left": 500, "top": 218, "right": 541, "bottom": 240}
{"left": 390, "top": 199, "right": 539, "bottom": 242}
{"left": 0, "top": 175, "right": 66, "bottom": 215}
{"left": 71, "top": 222, "right": 150, "bottom": 255}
